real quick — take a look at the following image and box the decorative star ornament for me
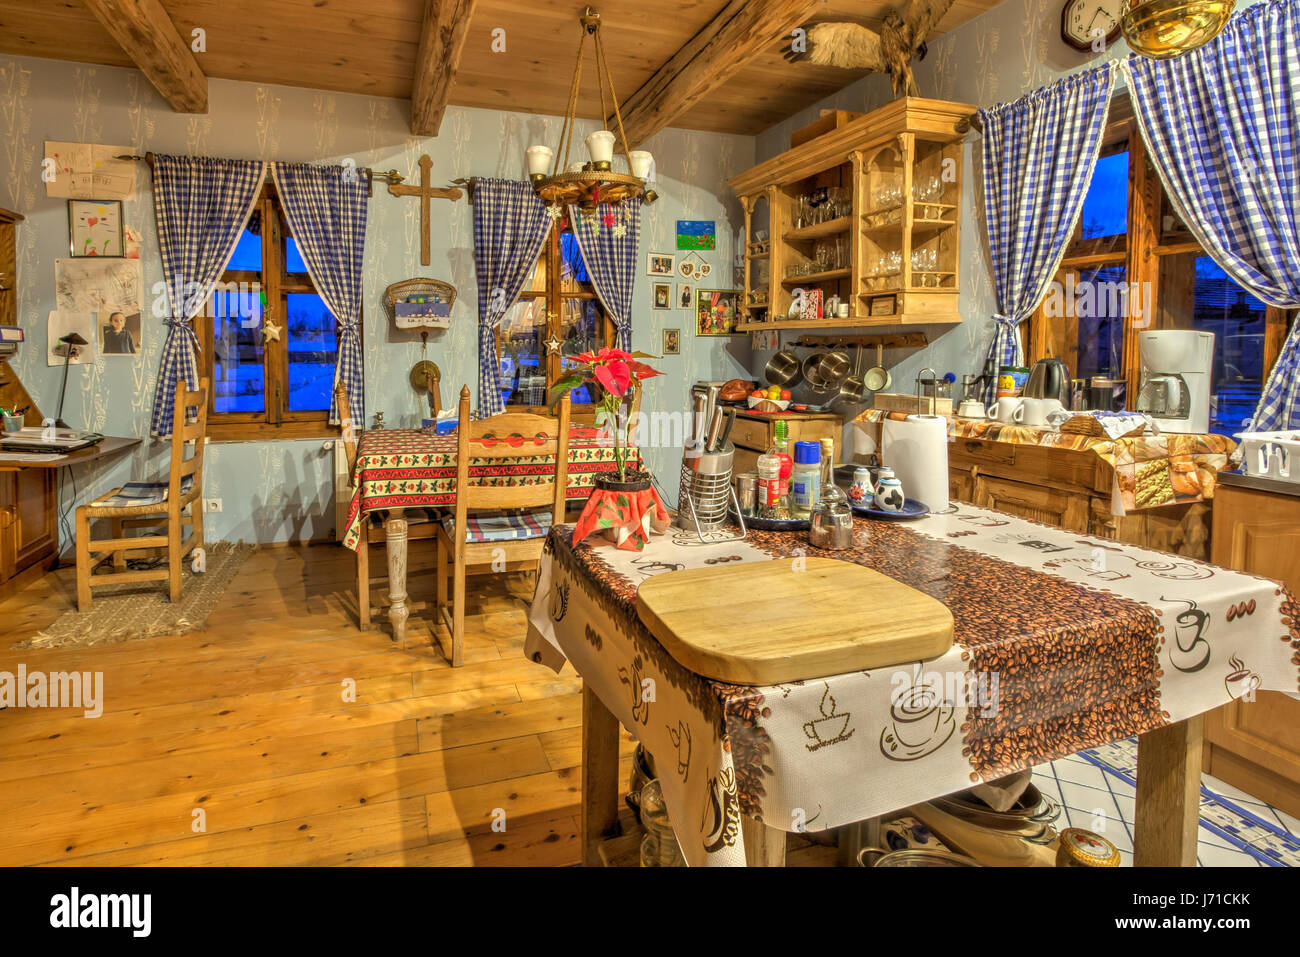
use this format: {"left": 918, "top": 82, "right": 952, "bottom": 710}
{"left": 261, "top": 319, "right": 282, "bottom": 342}
{"left": 545, "top": 204, "right": 563, "bottom": 221}
{"left": 544, "top": 334, "right": 562, "bottom": 355}
{"left": 612, "top": 223, "right": 627, "bottom": 238}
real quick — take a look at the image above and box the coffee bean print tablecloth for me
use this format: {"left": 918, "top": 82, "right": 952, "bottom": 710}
{"left": 342, "top": 426, "right": 641, "bottom": 550}
{"left": 853, "top": 409, "right": 1235, "bottom": 512}
{"left": 524, "top": 504, "right": 1300, "bottom": 866}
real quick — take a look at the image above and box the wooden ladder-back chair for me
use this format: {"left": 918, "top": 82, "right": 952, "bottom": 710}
{"left": 335, "top": 380, "right": 439, "bottom": 631}
{"left": 434, "top": 385, "right": 571, "bottom": 666}
{"left": 75, "top": 378, "right": 209, "bottom": 610}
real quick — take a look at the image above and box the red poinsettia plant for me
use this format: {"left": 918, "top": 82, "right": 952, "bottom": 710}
{"left": 550, "top": 347, "right": 661, "bottom": 482}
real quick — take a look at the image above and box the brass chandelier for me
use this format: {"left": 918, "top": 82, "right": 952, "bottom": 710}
{"left": 525, "top": 8, "right": 654, "bottom": 209}
{"left": 1120, "top": 0, "right": 1234, "bottom": 58}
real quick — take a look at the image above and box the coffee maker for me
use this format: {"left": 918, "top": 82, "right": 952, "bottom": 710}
{"left": 1135, "top": 330, "right": 1214, "bottom": 434}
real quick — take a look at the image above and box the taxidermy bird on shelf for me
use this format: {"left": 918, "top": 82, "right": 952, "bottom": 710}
{"left": 783, "top": 0, "right": 957, "bottom": 98}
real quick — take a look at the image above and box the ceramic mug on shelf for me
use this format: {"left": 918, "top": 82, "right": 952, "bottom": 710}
{"left": 990, "top": 396, "right": 1024, "bottom": 424}
{"left": 875, "top": 477, "right": 906, "bottom": 512}
{"left": 1018, "top": 397, "right": 1065, "bottom": 427}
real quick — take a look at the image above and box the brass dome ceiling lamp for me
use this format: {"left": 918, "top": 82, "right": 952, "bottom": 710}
{"left": 525, "top": 8, "right": 656, "bottom": 209}
{"left": 1120, "top": 0, "right": 1234, "bottom": 58}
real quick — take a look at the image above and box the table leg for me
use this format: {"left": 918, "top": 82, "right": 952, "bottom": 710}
{"left": 742, "top": 816, "right": 787, "bottom": 867}
{"left": 384, "top": 508, "right": 409, "bottom": 644}
{"left": 581, "top": 680, "right": 622, "bottom": 866}
{"left": 1134, "top": 715, "right": 1203, "bottom": 867}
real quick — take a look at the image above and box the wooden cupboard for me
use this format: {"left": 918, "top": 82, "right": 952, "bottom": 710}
{"left": 727, "top": 98, "right": 975, "bottom": 330}
{"left": 730, "top": 411, "right": 841, "bottom": 480}
{"left": 946, "top": 434, "right": 1212, "bottom": 559}
{"left": 1203, "top": 478, "right": 1300, "bottom": 819}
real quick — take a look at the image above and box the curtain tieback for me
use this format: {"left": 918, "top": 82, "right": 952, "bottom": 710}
{"left": 992, "top": 313, "right": 1020, "bottom": 328}
{"left": 165, "top": 318, "right": 202, "bottom": 351}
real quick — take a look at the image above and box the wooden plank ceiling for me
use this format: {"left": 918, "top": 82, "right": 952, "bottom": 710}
{"left": 0, "top": 0, "right": 1001, "bottom": 138}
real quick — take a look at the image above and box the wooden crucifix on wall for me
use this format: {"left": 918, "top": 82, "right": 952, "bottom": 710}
{"left": 388, "top": 154, "right": 461, "bottom": 266}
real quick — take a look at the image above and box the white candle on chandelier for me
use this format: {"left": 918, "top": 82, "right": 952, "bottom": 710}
{"left": 629, "top": 150, "right": 654, "bottom": 180}
{"left": 526, "top": 145, "right": 553, "bottom": 177}
{"left": 585, "top": 130, "right": 615, "bottom": 166}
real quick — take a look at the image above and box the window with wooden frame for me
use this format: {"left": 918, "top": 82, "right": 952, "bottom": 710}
{"left": 196, "top": 183, "right": 345, "bottom": 440}
{"left": 1026, "top": 93, "right": 1293, "bottom": 436}
{"left": 495, "top": 223, "right": 614, "bottom": 413}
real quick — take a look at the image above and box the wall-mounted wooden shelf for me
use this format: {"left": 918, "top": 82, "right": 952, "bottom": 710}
{"left": 730, "top": 97, "right": 976, "bottom": 330}
{"left": 735, "top": 315, "right": 961, "bottom": 331}
{"left": 780, "top": 267, "right": 850, "bottom": 285}
{"left": 783, "top": 216, "right": 852, "bottom": 243}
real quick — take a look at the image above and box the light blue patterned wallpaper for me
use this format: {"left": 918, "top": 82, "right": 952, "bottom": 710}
{"left": 0, "top": 56, "right": 754, "bottom": 546}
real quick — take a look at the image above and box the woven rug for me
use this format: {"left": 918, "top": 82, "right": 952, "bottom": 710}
{"left": 14, "top": 543, "right": 256, "bottom": 650}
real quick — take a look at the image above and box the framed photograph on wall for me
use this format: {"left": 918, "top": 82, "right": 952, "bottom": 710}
{"left": 676, "top": 282, "right": 694, "bottom": 309}
{"left": 696, "top": 288, "right": 742, "bottom": 336}
{"left": 67, "top": 199, "right": 124, "bottom": 257}
{"left": 663, "top": 328, "right": 680, "bottom": 355}
{"left": 646, "top": 253, "right": 675, "bottom": 278}
{"left": 652, "top": 282, "right": 672, "bottom": 310}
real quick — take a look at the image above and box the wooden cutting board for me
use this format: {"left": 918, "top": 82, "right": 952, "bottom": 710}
{"left": 636, "top": 557, "right": 953, "bottom": 684}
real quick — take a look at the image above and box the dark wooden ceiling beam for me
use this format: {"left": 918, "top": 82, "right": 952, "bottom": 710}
{"left": 615, "top": 0, "right": 823, "bottom": 147}
{"left": 411, "top": 0, "right": 479, "bottom": 136}
{"left": 81, "top": 0, "right": 207, "bottom": 113}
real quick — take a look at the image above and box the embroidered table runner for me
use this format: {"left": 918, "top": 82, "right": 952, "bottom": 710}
{"left": 524, "top": 505, "right": 1299, "bottom": 866}
{"left": 342, "top": 426, "right": 641, "bottom": 549}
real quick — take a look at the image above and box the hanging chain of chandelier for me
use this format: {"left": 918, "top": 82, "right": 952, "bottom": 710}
{"left": 525, "top": 8, "right": 656, "bottom": 211}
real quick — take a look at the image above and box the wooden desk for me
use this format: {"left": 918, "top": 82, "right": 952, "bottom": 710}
{"left": 0, "top": 435, "right": 141, "bottom": 596}
{"left": 0, "top": 435, "right": 142, "bottom": 469}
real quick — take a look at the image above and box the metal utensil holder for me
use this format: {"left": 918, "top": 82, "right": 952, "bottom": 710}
{"left": 677, "top": 442, "right": 746, "bottom": 542}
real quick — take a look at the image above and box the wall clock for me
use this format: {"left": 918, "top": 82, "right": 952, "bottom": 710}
{"left": 1061, "top": 0, "right": 1123, "bottom": 51}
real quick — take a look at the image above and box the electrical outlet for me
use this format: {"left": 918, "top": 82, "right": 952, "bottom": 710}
{"left": 204, "top": 498, "right": 222, "bottom": 513}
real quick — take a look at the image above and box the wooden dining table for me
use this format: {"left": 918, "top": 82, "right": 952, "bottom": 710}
{"left": 343, "top": 425, "right": 640, "bottom": 641}
{"left": 525, "top": 503, "right": 1300, "bottom": 866}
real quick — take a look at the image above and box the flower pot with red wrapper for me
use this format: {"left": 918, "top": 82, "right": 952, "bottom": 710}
{"left": 550, "top": 348, "right": 671, "bottom": 551}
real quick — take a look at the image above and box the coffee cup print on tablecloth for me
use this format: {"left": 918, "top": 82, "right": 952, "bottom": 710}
{"left": 803, "top": 684, "right": 855, "bottom": 752}
{"left": 880, "top": 666, "right": 956, "bottom": 761}
{"left": 1223, "top": 654, "right": 1262, "bottom": 700}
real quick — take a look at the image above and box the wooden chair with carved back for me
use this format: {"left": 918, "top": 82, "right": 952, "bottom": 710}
{"left": 335, "top": 380, "right": 440, "bottom": 631}
{"left": 434, "top": 385, "right": 571, "bottom": 667}
{"left": 74, "top": 379, "right": 208, "bottom": 610}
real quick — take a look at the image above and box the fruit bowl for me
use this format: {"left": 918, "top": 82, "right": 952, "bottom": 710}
{"left": 747, "top": 396, "right": 791, "bottom": 412}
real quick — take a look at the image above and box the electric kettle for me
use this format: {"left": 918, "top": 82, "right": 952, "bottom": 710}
{"left": 1025, "top": 358, "right": 1071, "bottom": 408}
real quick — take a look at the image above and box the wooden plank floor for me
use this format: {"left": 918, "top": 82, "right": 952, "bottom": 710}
{"left": 0, "top": 543, "right": 638, "bottom": 867}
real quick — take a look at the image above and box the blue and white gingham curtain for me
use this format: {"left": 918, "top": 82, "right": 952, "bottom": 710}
{"left": 1125, "top": 0, "right": 1300, "bottom": 432}
{"left": 472, "top": 179, "right": 552, "bottom": 416}
{"left": 272, "top": 162, "right": 369, "bottom": 426}
{"left": 567, "top": 199, "right": 641, "bottom": 350}
{"left": 979, "top": 64, "right": 1117, "bottom": 403}
{"left": 149, "top": 155, "right": 266, "bottom": 437}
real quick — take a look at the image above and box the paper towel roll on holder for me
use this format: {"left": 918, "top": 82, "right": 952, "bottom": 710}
{"left": 916, "top": 367, "right": 940, "bottom": 416}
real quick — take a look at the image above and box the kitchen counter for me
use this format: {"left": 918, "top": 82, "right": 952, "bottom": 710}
{"left": 852, "top": 409, "right": 1236, "bottom": 560}
{"left": 1216, "top": 468, "right": 1300, "bottom": 498}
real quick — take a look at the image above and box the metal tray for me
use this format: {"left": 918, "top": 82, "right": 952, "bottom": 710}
{"left": 850, "top": 498, "right": 929, "bottom": 520}
{"left": 730, "top": 509, "right": 810, "bottom": 531}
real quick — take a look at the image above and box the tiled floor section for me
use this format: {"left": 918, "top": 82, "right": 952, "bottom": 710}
{"left": 1031, "top": 738, "right": 1300, "bottom": 867}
